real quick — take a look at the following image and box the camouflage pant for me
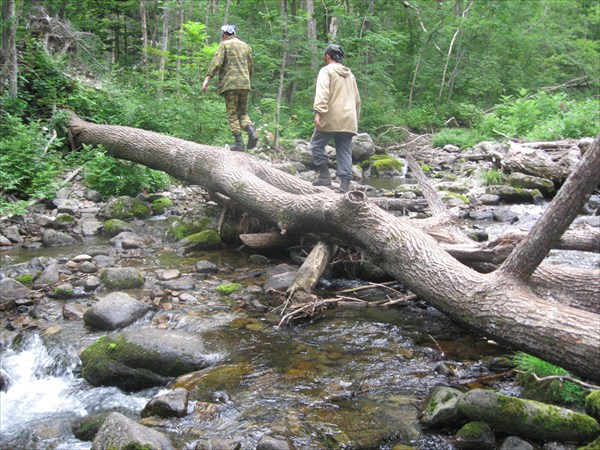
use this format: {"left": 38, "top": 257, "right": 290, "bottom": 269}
{"left": 223, "top": 90, "right": 252, "bottom": 135}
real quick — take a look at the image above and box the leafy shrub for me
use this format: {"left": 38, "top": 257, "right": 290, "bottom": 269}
{"left": 477, "top": 90, "right": 600, "bottom": 141}
{"left": 82, "top": 146, "right": 172, "bottom": 199}
{"left": 512, "top": 352, "right": 586, "bottom": 406}
{"left": 400, "top": 104, "right": 445, "bottom": 133}
{"left": 0, "top": 114, "right": 62, "bottom": 200}
{"left": 432, "top": 128, "right": 482, "bottom": 149}
{"left": 480, "top": 168, "right": 506, "bottom": 186}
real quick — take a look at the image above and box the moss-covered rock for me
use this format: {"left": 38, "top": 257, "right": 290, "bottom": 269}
{"left": 485, "top": 185, "right": 544, "bottom": 204}
{"left": 150, "top": 197, "right": 173, "bottom": 215}
{"left": 508, "top": 172, "right": 555, "bottom": 196}
{"left": 369, "top": 154, "right": 403, "bottom": 176}
{"left": 173, "top": 229, "right": 222, "bottom": 255}
{"left": 457, "top": 389, "right": 600, "bottom": 443}
{"left": 419, "top": 386, "right": 465, "bottom": 427}
{"left": 101, "top": 219, "right": 134, "bottom": 237}
{"left": 100, "top": 268, "right": 144, "bottom": 290}
{"left": 102, "top": 196, "right": 151, "bottom": 220}
{"left": 80, "top": 328, "right": 218, "bottom": 391}
{"left": 586, "top": 390, "right": 600, "bottom": 422}
{"left": 455, "top": 421, "right": 496, "bottom": 449}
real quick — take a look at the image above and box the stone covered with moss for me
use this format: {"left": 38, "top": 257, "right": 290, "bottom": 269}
{"left": 102, "top": 196, "right": 151, "bottom": 220}
{"left": 100, "top": 267, "right": 144, "bottom": 290}
{"left": 101, "top": 219, "right": 134, "bottom": 237}
{"left": 369, "top": 154, "right": 404, "bottom": 176}
{"left": 419, "top": 386, "right": 465, "bottom": 427}
{"left": 150, "top": 197, "right": 173, "bottom": 215}
{"left": 457, "top": 389, "right": 600, "bottom": 443}
{"left": 586, "top": 390, "right": 600, "bottom": 422}
{"left": 80, "top": 328, "right": 218, "bottom": 391}
{"left": 173, "top": 229, "right": 222, "bottom": 255}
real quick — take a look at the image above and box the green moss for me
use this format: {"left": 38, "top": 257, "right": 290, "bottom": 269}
{"left": 181, "top": 229, "right": 222, "bottom": 249}
{"left": 15, "top": 274, "right": 33, "bottom": 285}
{"left": 579, "top": 436, "right": 600, "bottom": 449}
{"left": 443, "top": 192, "right": 470, "bottom": 204}
{"left": 586, "top": 390, "right": 600, "bottom": 421}
{"left": 370, "top": 155, "right": 403, "bottom": 175}
{"left": 216, "top": 282, "right": 243, "bottom": 295}
{"left": 167, "top": 216, "right": 213, "bottom": 241}
{"left": 457, "top": 421, "right": 492, "bottom": 439}
{"left": 151, "top": 197, "right": 173, "bottom": 215}
{"left": 101, "top": 219, "right": 131, "bottom": 237}
{"left": 55, "top": 213, "right": 75, "bottom": 224}
{"left": 99, "top": 268, "right": 144, "bottom": 289}
{"left": 419, "top": 163, "right": 433, "bottom": 173}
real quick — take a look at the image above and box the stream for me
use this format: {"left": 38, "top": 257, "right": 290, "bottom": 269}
{"left": 0, "top": 178, "right": 598, "bottom": 449}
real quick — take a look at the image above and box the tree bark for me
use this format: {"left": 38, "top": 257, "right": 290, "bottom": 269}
{"left": 66, "top": 114, "right": 600, "bottom": 382}
{"left": 1, "top": 0, "right": 19, "bottom": 99}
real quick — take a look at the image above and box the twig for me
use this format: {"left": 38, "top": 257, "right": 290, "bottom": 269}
{"left": 531, "top": 373, "right": 600, "bottom": 391}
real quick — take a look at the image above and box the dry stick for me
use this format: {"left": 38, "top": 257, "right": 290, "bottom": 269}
{"left": 531, "top": 373, "right": 600, "bottom": 391}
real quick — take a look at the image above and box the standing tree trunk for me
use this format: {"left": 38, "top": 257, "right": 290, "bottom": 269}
{"left": 66, "top": 114, "right": 600, "bottom": 383}
{"left": 274, "top": 0, "right": 289, "bottom": 149}
{"left": 1, "top": 0, "right": 19, "bottom": 99}
{"left": 306, "top": 0, "right": 318, "bottom": 70}
{"left": 139, "top": 0, "right": 149, "bottom": 72}
{"left": 157, "top": 5, "right": 170, "bottom": 100}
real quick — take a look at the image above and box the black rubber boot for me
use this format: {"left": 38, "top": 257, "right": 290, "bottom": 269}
{"left": 246, "top": 125, "right": 258, "bottom": 150}
{"left": 338, "top": 178, "right": 351, "bottom": 193}
{"left": 312, "top": 164, "right": 332, "bottom": 186}
{"left": 230, "top": 133, "right": 245, "bottom": 152}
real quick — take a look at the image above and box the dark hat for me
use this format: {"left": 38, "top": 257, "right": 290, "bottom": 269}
{"left": 324, "top": 44, "right": 344, "bottom": 58}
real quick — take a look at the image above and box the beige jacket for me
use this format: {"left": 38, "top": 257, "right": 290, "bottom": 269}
{"left": 313, "top": 63, "right": 361, "bottom": 134}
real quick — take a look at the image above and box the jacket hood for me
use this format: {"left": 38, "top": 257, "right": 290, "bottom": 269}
{"left": 331, "top": 63, "right": 352, "bottom": 78}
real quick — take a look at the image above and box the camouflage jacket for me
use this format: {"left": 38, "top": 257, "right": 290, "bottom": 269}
{"left": 206, "top": 37, "right": 253, "bottom": 94}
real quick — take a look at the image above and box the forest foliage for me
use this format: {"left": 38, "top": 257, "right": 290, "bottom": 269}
{"left": 1, "top": 0, "right": 599, "bottom": 214}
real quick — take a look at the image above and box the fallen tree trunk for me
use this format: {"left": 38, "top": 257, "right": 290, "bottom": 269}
{"left": 67, "top": 114, "right": 600, "bottom": 382}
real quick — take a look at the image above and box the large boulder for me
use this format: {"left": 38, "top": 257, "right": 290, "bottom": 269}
{"left": 419, "top": 386, "right": 465, "bottom": 427}
{"left": 83, "top": 292, "right": 150, "bottom": 330}
{"left": 0, "top": 278, "right": 29, "bottom": 311}
{"left": 91, "top": 412, "right": 174, "bottom": 450}
{"left": 80, "top": 328, "right": 222, "bottom": 391}
{"left": 457, "top": 389, "right": 600, "bottom": 443}
{"left": 351, "top": 133, "right": 376, "bottom": 162}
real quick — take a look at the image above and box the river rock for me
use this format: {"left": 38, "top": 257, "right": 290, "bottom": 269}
{"left": 32, "top": 263, "right": 60, "bottom": 289}
{"left": 485, "top": 185, "right": 543, "bottom": 204}
{"left": 457, "top": 389, "right": 600, "bottom": 443}
{"left": 455, "top": 421, "right": 496, "bottom": 449}
{"left": 160, "top": 277, "right": 195, "bottom": 291}
{"left": 195, "top": 260, "right": 218, "bottom": 274}
{"left": 3, "top": 225, "right": 23, "bottom": 244}
{"left": 0, "top": 234, "right": 12, "bottom": 246}
{"left": 91, "top": 412, "right": 174, "bottom": 450}
{"left": 80, "top": 328, "right": 221, "bottom": 391}
{"left": 419, "top": 386, "right": 465, "bottom": 427}
{"left": 0, "top": 278, "right": 29, "bottom": 311}
{"left": 263, "top": 272, "right": 297, "bottom": 291}
{"left": 102, "top": 196, "right": 152, "bottom": 220}
{"left": 83, "top": 292, "right": 150, "bottom": 330}
{"left": 586, "top": 390, "right": 600, "bottom": 422}
{"left": 257, "top": 434, "right": 296, "bottom": 450}
{"left": 42, "top": 229, "right": 77, "bottom": 247}
{"left": 352, "top": 133, "right": 376, "bottom": 162}
{"left": 508, "top": 172, "right": 555, "bottom": 196}
{"left": 100, "top": 267, "right": 144, "bottom": 290}
{"left": 501, "top": 436, "right": 535, "bottom": 450}
{"left": 141, "top": 387, "right": 189, "bottom": 418}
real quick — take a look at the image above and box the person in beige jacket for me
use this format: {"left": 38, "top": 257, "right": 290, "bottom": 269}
{"left": 310, "top": 44, "right": 361, "bottom": 192}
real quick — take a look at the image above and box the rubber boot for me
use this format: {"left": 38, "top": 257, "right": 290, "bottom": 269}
{"left": 246, "top": 125, "right": 258, "bottom": 150}
{"left": 312, "top": 164, "right": 332, "bottom": 186}
{"left": 338, "top": 178, "right": 351, "bottom": 193}
{"left": 230, "top": 133, "right": 245, "bottom": 152}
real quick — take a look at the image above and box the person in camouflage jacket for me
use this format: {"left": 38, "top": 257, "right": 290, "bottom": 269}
{"left": 202, "top": 25, "right": 258, "bottom": 152}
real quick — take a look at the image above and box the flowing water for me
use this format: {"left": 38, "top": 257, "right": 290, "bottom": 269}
{"left": 0, "top": 196, "right": 596, "bottom": 449}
